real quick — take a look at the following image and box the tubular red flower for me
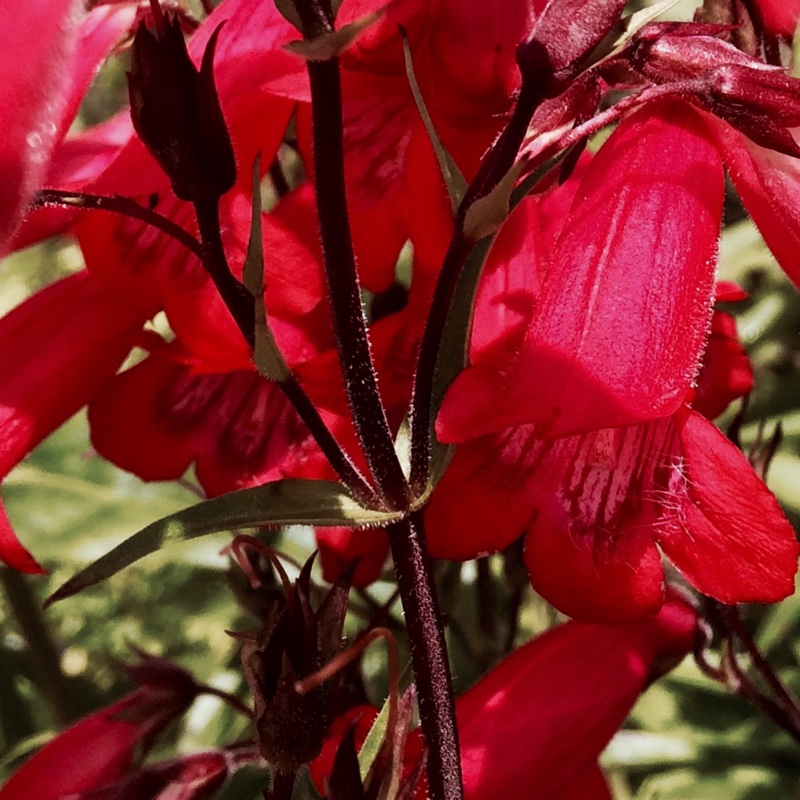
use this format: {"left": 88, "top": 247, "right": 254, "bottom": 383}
{"left": 0, "top": 272, "right": 143, "bottom": 571}
{"left": 0, "top": 0, "right": 83, "bottom": 249}
{"left": 437, "top": 101, "right": 725, "bottom": 443}
{"left": 311, "top": 595, "right": 696, "bottom": 799}
{"left": 457, "top": 595, "right": 695, "bottom": 799}
{"left": 0, "top": 670, "right": 197, "bottom": 800}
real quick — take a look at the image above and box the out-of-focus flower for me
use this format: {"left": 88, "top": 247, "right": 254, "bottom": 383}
{"left": 692, "top": 283, "right": 754, "bottom": 420}
{"left": 752, "top": 0, "right": 800, "bottom": 37}
{"left": 0, "top": 272, "right": 144, "bottom": 572}
{"left": 0, "top": 655, "right": 199, "bottom": 800}
{"left": 68, "top": 747, "right": 260, "bottom": 800}
{"left": 0, "top": 1, "right": 132, "bottom": 250}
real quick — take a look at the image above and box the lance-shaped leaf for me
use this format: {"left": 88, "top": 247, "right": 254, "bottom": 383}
{"left": 47, "top": 480, "right": 403, "bottom": 604}
{"left": 401, "top": 27, "right": 466, "bottom": 216}
{"left": 243, "top": 155, "right": 291, "bottom": 382}
{"left": 437, "top": 100, "right": 724, "bottom": 443}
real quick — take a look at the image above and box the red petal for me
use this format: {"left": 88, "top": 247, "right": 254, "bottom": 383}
{"left": 438, "top": 101, "right": 723, "bottom": 442}
{"left": 0, "top": 272, "right": 141, "bottom": 571}
{"left": 316, "top": 526, "right": 390, "bottom": 588}
{"left": 692, "top": 308, "right": 753, "bottom": 419}
{"left": 715, "top": 281, "right": 748, "bottom": 303}
{"left": 89, "top": 349, "right": 307, "bottom": 497}
{"left": 457, "top": 595, "right": 694, "bottom": 800}
{"left": 560, "top": 766, "right": 612, "bottom": 800}
{"left": 0, "top": 501, "right": 44, "bottom": 574}
{"left": 88, "top": 354, "right": 197, "bottom": 483}
{"left": 424, "top": 427, "right": 542, "bottom": 561}
{"left": 521, "top": 423, "right": 678, "bottom": 622}
{"left": 713, "top": 120, "right": 800, "bottom": 289}
{"left": 421, "top": 0, "right": 531, "bottom": 118}
{"left": 753, "top": 0, "right": 800, "bottom": 36}
{"left": 657, "top": 409, "right": 799, "bottom": 603}
{"left": 0, "top": 690, "right": 166, "bottom": 800}
{"left": 469, "top": 196, "right": 543, "bottom": 364}
{"left": 524, "top": 501, "right": 666, "bottom": 623}
{"left": 0, "top": 272, "right": 142, "bottom": 481}
{"left": 69, "top": 750, "right": 234, "bottom": 800}
{"left": 12, "top": 115, "right": 133, "bottom": 250}
{"left": 0, "top": 0, "right": 83, "bottom": 248}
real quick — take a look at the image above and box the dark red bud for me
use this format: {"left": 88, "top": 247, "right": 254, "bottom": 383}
{"left": 517, "top": 0, "right": 626, "bottom": 96}
{"left": 237, "top": 550, "right": 353, "bottom": 772}
{"left": 627, "top": 24, "right": 800, "bottom": 156}
{"left": 127, "top": 16, "right": 236, "bottom": 203}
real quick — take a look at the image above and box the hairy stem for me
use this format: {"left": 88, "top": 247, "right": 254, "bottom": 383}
{"left": 299, "top": 17, "right": 409, "bottom": 510}
{"left": 1, "top": 569, "right": 77, "bottom": 726}
{"left": 386, "top": 512, "right": 463, "bottom": 800}
{"left": 193, "top": 198, "right": 375, "bottom": 505}
{"left": 292, "top": 4, "right": 463, "bottom": 794}
{"left": 32, "top": 189, "right": 203, "bottom": 257}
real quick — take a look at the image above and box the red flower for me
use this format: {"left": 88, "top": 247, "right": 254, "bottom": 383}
{"left": 752, "top": 0, "right": 800, "bottom": 37}
{"left": 692, "top": 283, "right": 754, "bottom": 420}
{"left": 316, "top": 526, "right": 390, "bottom": 588}
{"left": 0, "top": 1, "right": 134, "bottom": 250}
{"left": 312, "top": 594, "right": 696, "bottom": 799}
{"left": 70, "top": 747, "right": 259, "bottom": 800}
{"left": 0, "top": 272, "right": 143, "bottom": 572}
{"left": 0, "top": 657, "right": 198, "bottom": 800}
{"left": 428, "top": 102, "right": 798, "bottom": 621}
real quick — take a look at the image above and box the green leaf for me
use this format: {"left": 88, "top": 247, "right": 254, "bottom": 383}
{"left": 401, "top": 28, "right": 467, "bottom": 215}
{"left": 358, "top": 690, "right": 392, "bottom": 782}
{"left": 636, "top": 767, "right": 796, "bottom": 800}
{"left": 244, "top": 155, "right": 290, "bottom": 383}
{"left": 47, "top": 480, "right": 403, "bottom": 605}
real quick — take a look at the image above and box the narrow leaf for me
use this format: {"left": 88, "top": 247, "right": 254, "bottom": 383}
{"left": 47, "top": 480, "right": 402, "bottom": 605}
{"left": 358, "top": 692, "right": 392, "bottom": 782}
{"left": 401, "top": 28, "right": 467, "bottom": 215}
{"left": 244, "top": 155, "right": 290, "bottom": 382}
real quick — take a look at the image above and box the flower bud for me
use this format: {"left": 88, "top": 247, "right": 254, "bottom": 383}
{"left": 516, "top": 0, "right": 626, "bottom": 97}
{"left": 628, "top": 24, "right": 800, "bottom": 156}
{"left": 127, "top": 15, "right": 236, "bottom": 203}
{"left": 238, "top": 548, "right": 352, "bottom": 772}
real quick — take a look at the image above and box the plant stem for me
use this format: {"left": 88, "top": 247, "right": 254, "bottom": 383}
{"left": 292, "top": 5, "right": 462, "bottom": 794}
{"left": 32, "top": 189, "right": 203, "bottom": 257}
{"left": 197, "top": 683, "right": 255, "bottom": 719}
{"left": 192, "top": 197, "right": 376, "bottom": 506}
{"left": 193, "top": 198, "right": 257, "bottom": 348}
{"left": 264, "top": 768, "right": 295, "bottom": 800}
{"left": 386, "top": 512, "right": 462, "bottom": 800}
{"left": 0, "top": 568, "right": 77, "bottom": 726}
{"left": 720, "top": 605, "right": 800, "bottom": 728}
{"left": 301, "top": 35, "right": 409, "bottom": 510}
